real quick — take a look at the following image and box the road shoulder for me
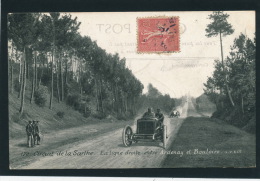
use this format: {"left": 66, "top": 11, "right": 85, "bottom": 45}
{"left": 162, "top": 116, "right": 256, "bottom": 168}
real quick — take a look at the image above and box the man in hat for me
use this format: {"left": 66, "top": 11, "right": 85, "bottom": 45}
{"left": 33, "top": 120, "right": 41, "bottom": 145}
{"left": 142, "top": 107, "right": 155, "bottom": 118}
{"left": 26, "top": 121, "right": 34, "bottom": 147}
{"left": 155, "top": 108, "right": 164, "bottom": 127}
{"left": 155, "top": 108, "right": 165, "bottom": 140}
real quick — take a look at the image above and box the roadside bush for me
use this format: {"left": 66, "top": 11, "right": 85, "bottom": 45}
{"left": 211, "top": 109, "right": 226, "bottom": 119}
{"left": 57, "top": 111, "right": 65, "bottom": 118}
{"left": 66, "top": 93, "right": 81, "bottom": 109}
{"left": 117, "top": 113, "right": 127, "bottom": 121}
{"left": 83, "top": 109, "right": 91, "bottom": 118}
{"left": 34, "top": 85, "right": 48, "bottom": 107}
{"left": 41, "top": 72, "right": 51, "bottom": 87}
{"left": 242, "top": 115, "right": 256, "bottom": 134}
{"left": 11, "top": 111, "right": 30, "bottom": 123}
{"left": 92, "top": 112, "right": 107, "bottom": 120}
{"left": 82, "top": 105, "right": 91, "bottom": 118}
{"left": 66, "top": 93, "right": 92, "bottom": 118}
{"left": 211, "top": 104, "right": 255, "bottom": 130}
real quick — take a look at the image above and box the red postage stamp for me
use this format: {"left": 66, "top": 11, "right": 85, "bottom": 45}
{"left": 137, "top": 16, "right": 180, "bottom": 53}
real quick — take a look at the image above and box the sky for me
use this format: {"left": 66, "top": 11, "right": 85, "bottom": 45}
{"left": 70, "top": 11, "right": 255, "bottom": 98}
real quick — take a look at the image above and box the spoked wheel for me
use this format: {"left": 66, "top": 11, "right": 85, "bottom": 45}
{"left": 122, "top": 125, "right": 133, "bottom": 147}
{"left": 163, "top": 125, "right": 167, "bottom": 149}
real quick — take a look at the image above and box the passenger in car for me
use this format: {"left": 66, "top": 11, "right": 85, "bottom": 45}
{"left": 155, "top": 108, "right": 164, "bottom": 126}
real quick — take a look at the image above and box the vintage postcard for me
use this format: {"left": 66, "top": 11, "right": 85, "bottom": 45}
{"left": 8, "top": 11, "right": 256, "bottom": 169}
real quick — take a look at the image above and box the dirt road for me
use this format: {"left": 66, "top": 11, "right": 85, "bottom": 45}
{"left": 11, "top": 101, "right": 191, "bottom": 169}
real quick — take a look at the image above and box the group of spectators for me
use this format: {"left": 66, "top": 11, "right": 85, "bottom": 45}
{"left": 26, "top": 120, "right": 41, "bottom": 148}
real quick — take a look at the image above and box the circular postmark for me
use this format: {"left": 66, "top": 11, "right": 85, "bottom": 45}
{"left": 179, "top": 23, "right": 186, "bottom": 34}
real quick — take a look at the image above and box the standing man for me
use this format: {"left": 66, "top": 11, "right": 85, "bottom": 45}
{"left": 26, "top": 121, "right": 34, "bottom": 148}
{"left": 33, "top": 120, "right": 41, "bottom": 145}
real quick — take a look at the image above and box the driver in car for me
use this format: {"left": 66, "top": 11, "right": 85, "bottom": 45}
{"left": 142, "top": 107, "right": 155, "bottom": 118}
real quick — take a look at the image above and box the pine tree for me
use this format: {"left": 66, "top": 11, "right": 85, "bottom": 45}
{"left": 8, "top": 13, "right": 40, "bottom": 114}
{"left": 206, "top": 11, "right": 235, "bottom": 107}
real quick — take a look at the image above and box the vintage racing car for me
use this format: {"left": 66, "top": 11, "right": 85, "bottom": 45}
{"left": 170, "top": 110, "right": 180, "bottom": 118}
{"left": 122, "top": 117, "right": 167, "bottom": 148}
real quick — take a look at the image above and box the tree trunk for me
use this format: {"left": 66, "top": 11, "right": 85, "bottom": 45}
{"left": 18, "top": 57, "right": 23, "bottom": 99}
{"left": 241, "top": 95, "right": 244, "bottom": 114}
{"left": 19, "top": 47, "right": 27, "bottom": 114}
{"left": 112, "top": 84, "right": 116, "bottom": 112}
{"left": 56, "top": 58, "right": 60, "bottom": 103}
{"left": 115, "top": 82, "right": 120, "bottom": 113}
{"left": 120, "top": 90, "right": 124, "bottom": 113}
{"left": 65, "top": 58, "right": 68, "bottom": 84}
{"left": 118, "top": 89, "right": 122, "bottom": 114}
{"left": 84, "top": 103, "right": 87, "bottom": 114}
{"left": 26, "top": 60, "right": 29, "bottom": 79}
{"left": 123, "top": 93, "right": 127, "bottom": 113}
{"left": 219, "top": 31, "right": 235, "bottom": 107}
{"left": 19, "top": 63, "right": 22, "bottom": 83}
{"left": 60, "top": 54, "right": 64, "bottom": 101}
{"left": 112, "top": 86, "right": 115, "bottom": 111}
{"left": 72, "top": 57, "right": 76, "bottom": 80}
{"left": 99, "top": 79, "right": 104, "bottom": 113}
{"left": 133, "top": 96, "right": 136, "bottom": 114}
{"left": 49, "top": 49, "right": 54, "bottom": 109}
{"left": 122, "top": 91, "right": 126, "bottom": 113}
{"left": 10, "top": 60, "right": 13, "bottom": 94}
{"left": 79, "top": 62, "right": 82, "bottom": 95}
{"left": 94, "top": 78, "right": 100, "bottom": 111}
{"left": 38, "top": 54, "right": 45, "bottom": 87}
{"left": 133, "top": 97, "right": 136, "bottom": 115}
{"left": 70, "top": 56, "right": 73, "bottom": 80}
{"left": 50, "top": 18, "right": 56, "bottom": 109}
{"left": 30, "top": 51, "right": 36, "bottom": 103}
{"left": 18, "top": 50, "right": 22, "bottom": 84}
{"left": 79, "top": 79, "right": 82, "bottom": 95}
{"left": 10, "top": 45, "right": 14, "bottom": 94}
{"left": 35, "top": 53, "right": 38, "bottom": 89}
{"left": 17, "top": 49, "right": 23, "bottom": 98}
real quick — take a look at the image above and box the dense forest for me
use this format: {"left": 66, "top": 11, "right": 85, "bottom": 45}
{"left": 203, "top": 12, "right": 256, "bottom": 133}
{"left": 138, "top": 84, "right": 182, "bottom": 114}
{"left": 8, "top": 13, "right": 179, "bottom": 121}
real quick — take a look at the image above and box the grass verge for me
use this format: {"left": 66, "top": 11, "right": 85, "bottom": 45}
{"left": 161, "top": 117, "right": 256, "bottom": 168}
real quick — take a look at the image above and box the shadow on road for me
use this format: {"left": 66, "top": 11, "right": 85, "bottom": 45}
{"left": 16, "top": 143, "right": 28, "bottom": 148}
{"left": 117, "top": 142, "right": 160, "bottom": 148}
{"left": 117, "top": 144, "right": 125, "bottom": 147}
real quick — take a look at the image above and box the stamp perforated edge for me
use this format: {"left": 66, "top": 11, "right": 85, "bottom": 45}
{"left": 136, "top": 16, "right": 181, "bottom": 54}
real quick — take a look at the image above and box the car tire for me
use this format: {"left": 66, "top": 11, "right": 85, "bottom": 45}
{"left": 122, "top": 125, "right": 133, "bottom": 147}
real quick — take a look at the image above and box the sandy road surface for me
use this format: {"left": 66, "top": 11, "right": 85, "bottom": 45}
{"left": 13, "top": 102, "right": 190, "bottom": 169}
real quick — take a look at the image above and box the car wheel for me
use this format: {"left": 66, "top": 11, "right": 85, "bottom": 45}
{"left": 122, "top": 125, "right": 133, "bottom": 147}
